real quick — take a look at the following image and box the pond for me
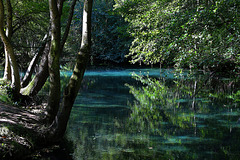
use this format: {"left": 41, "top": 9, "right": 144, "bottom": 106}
{"left": 1, "top": 68, "right": 240, "bottom": 159}
{"left": 64, "top": 68, "right": 240, "bottom": 160}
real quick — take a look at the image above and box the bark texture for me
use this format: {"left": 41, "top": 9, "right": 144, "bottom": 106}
{"left": 21, "top": 0, "right": 76, "bottom": 98}
{"left": 3, "top": 51, "right": 11, "bottom": 80}
{"left": 21, "top": 34, "right": 49, "bottom": 88}
{"left": 48, "top": 0, "right": 93, "bottom": 141}
{"left": 20, "top": 48, "right": 49, "bottom": 96}
{"left": 60, "top": 0, "right": 77, "bottom": 54}
{"left": 0, "top": 0, "right": 20, "bottom": 93}
{"left": 3, "top": 0, "right": 12, "bottom": 81}
{"left": 47, "top": 0, "right": 62, "bottom": 123}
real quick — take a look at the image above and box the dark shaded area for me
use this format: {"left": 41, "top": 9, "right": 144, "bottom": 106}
{"left": 0, "top": 102, "right": 73, "bottom": 160}
{"left": 0, "top": 102, "right": 41, "bottom": 159}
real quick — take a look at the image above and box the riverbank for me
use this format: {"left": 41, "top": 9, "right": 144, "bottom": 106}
{"left": 0, "top": 80, "right": 73, "bottom": 160}
{"left": 0, "top": 101, "right": 47, "bottom": 159}
{"left": 0, "top": 102, "right": 73, "bottom": 160}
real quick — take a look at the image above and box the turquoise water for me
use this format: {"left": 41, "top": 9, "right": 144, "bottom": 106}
{"left": 1, "top": 68, "right": 240, "bottom": 159}
{"left": 66, "top": 69, "right": 240, "bottom": 160}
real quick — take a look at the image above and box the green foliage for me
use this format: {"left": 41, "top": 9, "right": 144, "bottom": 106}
{"left": 91, "top": 2, "right": 132, "bottom": 64}
{"left": 126, "top": 73, "right": 196, "bottom": 136}
{"left": 10, "top": 0, "right": 49, "bottom": 70}
{"left": 227, "top": 90, "right": 240, "bottom": 102}
{"left": 64, "top": 0, "right": 131, "bottom": 66}
{"left": 127, "top": 73, "right": 169, "bottom": 108}
{"left": 115, "top": 0, "right": 240, "bottom": 72}
{"left": 0, "top": 80, "right": 13, "bottom": 104}
{"left": 126, "top": 71, "right": 240, "bottom": 137}
{"left": 0, "top": 79, "right": 32, "bottom": 106}
{"left": 115, "top": 0, "right": 171, "bottom": 65}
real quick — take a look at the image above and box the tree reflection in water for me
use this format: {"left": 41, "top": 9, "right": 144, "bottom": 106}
{"left": 66, "top": 69, "right": 240, "bottom": 160}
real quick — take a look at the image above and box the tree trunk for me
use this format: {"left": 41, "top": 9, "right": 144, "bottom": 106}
{"left": 5, "top": 0, "right": 13, "bottom": 39}
{"left": 47, "top": 0, "right": 93, "bottom": 141}
{"left": 60, "top": 0, "right": 77, "bottom": 54}
{"left": 1, "top": 37, "right": 20, "bottom": 94}
{"left": 21, "top": 0, "right": 76, "bottom": 97}
{"left": 20, "top": 48, "right": 49, "bottom": 96}
{"left": 0, "top": 0, "right": 20, "bottom": 94}
{"left": 3, "top": 52, "right": 11, "bottom": 80}
{"left": 47, "top": 0, "right": 62, "bottom": 123}
{"left": 2, "top": 0, "right": 12, "bottom": 81}
{"left": 21, "top": 34, "right": 49, "bottom": 88}
{"left": 0, "top": 42, "right": 3, "bottom": 57}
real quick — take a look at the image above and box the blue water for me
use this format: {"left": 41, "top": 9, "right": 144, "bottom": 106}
{"left": 65, "top": 68, "right": 240, "bottom": 160}
{"left": 1, "top": 68, "right": 239, "bottom": 159}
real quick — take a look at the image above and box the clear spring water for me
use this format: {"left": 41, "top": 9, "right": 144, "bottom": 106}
{"left": 65, "top": 68, "right": 240, "bottom": 160}
{"left": 1, "top": 68, "right": 240, "bottom": 159}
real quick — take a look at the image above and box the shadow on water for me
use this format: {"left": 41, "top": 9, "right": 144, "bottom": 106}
{"left": 2, "top": 68, "right": 240, "bottom": 159}
{"left": 65, "top": 68, "right": 240, "bottom": 160}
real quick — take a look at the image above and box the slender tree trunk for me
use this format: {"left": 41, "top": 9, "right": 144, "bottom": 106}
{"left": 3, "top": 52, "right": 11, "bottom": 80}
{"left": 47, "top": 0, "right": 62, "bottom": 123}
{"left": 21, "top": 0, "right": 76, "bottom": 97}
{"left": 21, "top": 34, "right": 49, "bottom": 88}
{"left": 57, "top": 0, "right": 65, "bottom": 17}
{"left": 1, "top": 38, "right": 20, "bottom": 93}
{"left": 0, "top": 42, "right": 3, "bottom": 56}
{"left": 20, "top": 47, "right": 49, "bottom": 96}
{"left": 47, "top": 0, "right": 93, "bottom": 141}
{"left": 5, "top": 0, "right": 12, "bottom": 39}
{"left": 60, "top": 0, "right": 77, "bottom": 54}
{"left": 0, "top": 0, "right": 20, "bottom": 94}
{"left": 3, "top": 0, "right": 12, "bottom": 81}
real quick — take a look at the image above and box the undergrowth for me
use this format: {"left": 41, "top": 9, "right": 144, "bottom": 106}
{"left": 0, "top": 79, "right": 14, "bottom": 105}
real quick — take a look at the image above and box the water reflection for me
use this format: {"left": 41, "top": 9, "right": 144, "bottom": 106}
{"left": 64, "top": 69, "right": 240, "bottom": 159}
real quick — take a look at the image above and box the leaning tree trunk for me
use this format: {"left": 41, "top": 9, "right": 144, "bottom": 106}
{"left": 0, "top": 0, "right": 20, "bottom": 94}
{"left": 21, "top": 34, "right": 48, "bottom": 88}
{"left": 47, "top": 0, "right": 93, "bottom": 141}
{"left": 21, "top": 0, "right": 77, "bottom": 98}
{"left": 20, "top": 48, "right": 49, "bottom": 96}
{"left": 60, "top": 0, "right": 77, "bottom": 54}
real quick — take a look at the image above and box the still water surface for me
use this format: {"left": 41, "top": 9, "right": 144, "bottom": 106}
{"left": 1, "top": 68, "right": 240, "bottom": 159}
{"left": 65, "top": 68, "right": 240, "bottom": 160}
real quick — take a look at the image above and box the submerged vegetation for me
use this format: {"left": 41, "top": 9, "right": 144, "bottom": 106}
{"left": 125, "top": 70, "right": 240, "bottom": 159}
{"left": 64, "top": 69, "right": 240, "bottom": 159}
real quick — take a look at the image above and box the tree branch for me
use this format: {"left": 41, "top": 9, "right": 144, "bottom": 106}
{"left": 60, "top": 0, "right": 77, "bottom": 53}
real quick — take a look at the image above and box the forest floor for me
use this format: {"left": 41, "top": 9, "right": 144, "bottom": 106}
{"left": 0, "top": 101, "right": 49, "bottom": 159}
